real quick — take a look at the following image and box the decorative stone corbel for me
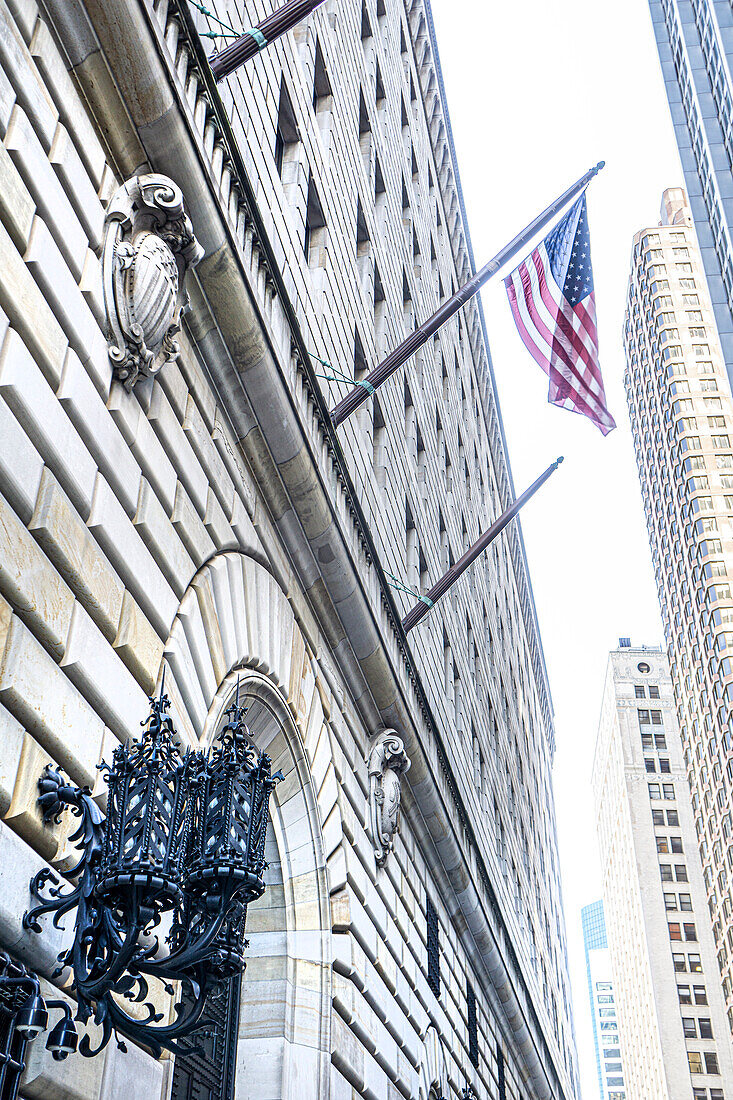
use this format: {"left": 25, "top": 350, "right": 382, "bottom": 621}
{"left": 367, "top": 729, "right": 411, "bottom": 866}
{"left": 102, "top": 173, "right": 203, "bottom": 389}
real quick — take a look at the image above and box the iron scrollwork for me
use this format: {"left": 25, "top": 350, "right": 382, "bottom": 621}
{"left": 23, "top": 679, "right": 281, "bottom": 1058}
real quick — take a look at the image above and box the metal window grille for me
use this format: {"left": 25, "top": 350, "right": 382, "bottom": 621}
{"left": 467, "top": 982, "right": 478, "bottom": 1067}
{"left": 426, "top": 897, "right": 440, "bottom": 997}
{"left": 170, "top": 973, "right": 241, "bottom": 1100}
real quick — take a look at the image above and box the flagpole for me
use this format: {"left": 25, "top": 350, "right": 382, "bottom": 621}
{"left": 402, "top": 457, "right": 563, "bottom": 634}
{"left": 210, "top": 0, "right": 328, "bottom": 80}
{"left": 329, "top": 163, "right": 604, "bottom": 428}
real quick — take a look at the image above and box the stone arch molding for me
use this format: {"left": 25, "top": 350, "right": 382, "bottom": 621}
{"left": 161, "top": 551, "right": 336, "bottom": 1098}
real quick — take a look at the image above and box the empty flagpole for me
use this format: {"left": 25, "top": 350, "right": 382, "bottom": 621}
{"left": 329, "top": 163, "right": 605, "bottom": 428}
{"left": 402, "top": 457, "right": 563, "bottom": 634}
{"left": 210, "top": 0, "right": 328, "bottom": 80}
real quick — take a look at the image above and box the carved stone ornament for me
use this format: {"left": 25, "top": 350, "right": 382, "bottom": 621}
{"left": 368, "top": 729, "right": 411, "bottom": 866}
{"left": 102, "top": 173, "right": 203, "bottom": 389}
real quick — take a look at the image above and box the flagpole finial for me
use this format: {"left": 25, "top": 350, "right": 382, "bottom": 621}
{"left": 595, "top": 161, "right": 605, "bottom": 172}
{"left": 554, "top": 456, "right": 564, "bottom": 468}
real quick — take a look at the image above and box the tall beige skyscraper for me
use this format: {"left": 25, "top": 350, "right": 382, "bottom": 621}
{"left": 593, "top": 643, "right": 733, "bottom": 1100}
{"left": 624, "top": 189, "right": 733, "bottom": 1036}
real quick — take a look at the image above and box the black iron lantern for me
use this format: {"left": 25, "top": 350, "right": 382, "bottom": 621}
{"left": 23, "top": 677, "right": 281, "bottom": 1058}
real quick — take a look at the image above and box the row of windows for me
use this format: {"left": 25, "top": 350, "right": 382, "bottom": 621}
{"left": 646, "top": 756, "right": 671, "bottom": 773}
{"left": 665, "top": 891, "right": 693, "bottom": 910}
{"left": 649, "top": 782, "right": 677, "bottom": 799}
{"left": 669, "top": 921, "right": 698, "bottom": 941}
{"left": 689, "top": 1051, "right": 720, "bottom": 1075}
{"left": 692, "top": 1089, "right": 724, "bottom": 1100}
{"left": 658, "top": 835, "right": 684, "bottom": 853}
{"left": 635, "top": 683, "right": 660, "bottom": 698}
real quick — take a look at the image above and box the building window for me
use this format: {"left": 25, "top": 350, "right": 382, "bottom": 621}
{"left": 689, "top": 954, "right": 702, "bottom": 972}
{"left": 635, "top": 684, "right": 645, "bottom": 697}
{"left": 682, "top": 1017, "right": 697, "bottom": 1038}
{"left": 646, "top": 758, "right": 657, "bottom": 773}
{"left": 705, "top": 1053, "right": 720, "bottom": 1075}
{"left": 680, "top": 893, "right": 693, "bottom": 911}
{"left": 653, "top": 809, "right": 665, "bottom": 825}
{"left": 658, "top": 837, "right": 669, "bottom": 853}
{"left": 304, "top": 174, "right": 326, "bottom": 263}
{"left": 694, "top": 985, "right": 708, "bottom": 1005}
{"left": 649, "top": 783, "right": 662, "bottom": 800}
{"left": 684, "top": 923, "right": 697, "bottom": 942}
{"left": 665, "top": 892, "right": 677, "bottom": 909}
{"left": 669, "top": 922, "right": 682, "bottom": 940}
{"left": 671, "top": 837, "right": 683, "bottom": 854}
{"left": 649, "top": 685, "right": 660, "bottom": 698}
{"left": 274, "top": 79, "right": 299, "bottom": 177}
{"left": 699, "top": 1018, "right": 713, "bottom": 1039}
{"left": 467, "top": 982, "right": 478, "bottom": 1067}
{"left": 678, "top": 984, "right": 692, "bottom": 1004}
{"left": 676, "top": 865, "right": 689, "bottom": 882}
{"left": 663, "top": 784, "right": 675, "bottom": 800}
{"left": 673, "top": 953, "right": 687, "bottom": 972}
{"left": 426, "top": 896, "right": 440, "bottom": 997}
{"left": 660, "top": 758, "right": 671, "bottom": 774}
{"left": 667, "top": 810, "right": 679, "bottom": 826}
{"left": 688, "top": 1053, "right": 704, "bottom": 1074}
{"left": 661, "top": 864, "right": 674, "bottom": 882}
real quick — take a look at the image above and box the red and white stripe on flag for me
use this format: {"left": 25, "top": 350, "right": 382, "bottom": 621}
{"left": 505, "top": 243, "right": 616, "bottom": 436}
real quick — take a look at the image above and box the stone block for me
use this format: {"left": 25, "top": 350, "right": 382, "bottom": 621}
{"left": 0, "top": 327, "right": 96, "bottom": 517}
{"left": 0, "top": 0, "right": 57, "bottom": 152}
{"left": 0, "top": 137, "right": 34, "bottom": 251}
{"left": 204, "top": 485, "right": 237, "bottom": 550}
{"left": 0, "top": 218, "right": 67, "bottom": 387}
{"left": 0, "top": 822, "right": 70, "bottom": 976}
{"left": 49, "top": 122, "right": 105, "bottom": 250}
{"left": 107, "top": 384, "right": 177, "bottom": 514}
{"left": 0, "top": 615, "right": 103, "bottom": 785}
{"left": 61, "top": 602, "right": 149, "bottom": 744}
{"left": 183, "top": 392, "right": 235, "bottom": 516}
{"left": 24, "top": 215, "right": 104, "bottom": 361}
{"left": 4, "top": 0, "right": 36, "bottom": 43}
{"left": 88, "top": 474, "right": 178, "bottom": 638}
{"left": 29, "top": 19, "right": 107, "bottom": 188}
{"left": 0, "top": 53, "right": 15, "bottom": 138}
{"left": 29, "top": 468, "right": 124, "bottom": 642}
{"left": 58, "top": 347, "right": 141, "bottom": 517}
{"left": 0, "top": 698, "right": 23, "bottom": 815}
{"left": 99, "top": 1036, "right": 164, "bottom": 1100}
{"left": 148, "top": 385, "right": 208, "bottom": 515}
{"left": 171, "top": 481, "right": 215, "bottom": 567}
{"left": 79, "top": 248, "right": 104, "bottom": 328}
{"left": 133, "top": 479, "right": 195, "bottom": 597}
{"left": 113, "top": 591, "right": 164, "bottom": 697}
{"left": 5, "top": 105, "right": 87, "bottom": 277}
{"left": 4, "top": 730, "right": 74, "bottom": 862}
{"left": 0, "top": 487, "right": 74, "bottom": 659}
{"left": 0, "top": 391, "right": 42, "bottom": 522}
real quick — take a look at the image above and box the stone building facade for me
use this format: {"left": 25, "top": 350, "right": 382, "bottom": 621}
{"left": 0, "top": 0, "right": 579, "bottom": 1098}
{"left": 593, "top": 645, "right": 733, "bottom": 1100}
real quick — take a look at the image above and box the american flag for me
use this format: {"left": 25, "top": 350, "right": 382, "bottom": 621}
{"left": 504, "top": 193, "right": 615, "bottom": 436}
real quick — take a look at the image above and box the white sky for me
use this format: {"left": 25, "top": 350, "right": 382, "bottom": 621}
{"left": 429, "top": 0, "right": 683, "bottom": 1095}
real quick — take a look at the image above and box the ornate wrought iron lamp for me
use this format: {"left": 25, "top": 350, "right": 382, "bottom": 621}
{"left": 23, "top": 678, "right": 280, "bottom": 1058}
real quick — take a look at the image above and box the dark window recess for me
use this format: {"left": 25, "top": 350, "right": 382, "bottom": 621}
{"left": 274, "top": 80, "right": 299, "bottom": 178}
{"left": 170, "top": 973, "right": 242, "bottom": 1100}
{"left": 426, "top": 897, "right": 440, "bottom": 996}
{"left": 304, "top": 175, "right": 326, "bottom": 261}
{"left": 467, "top": 982, "right": 478, "bottom": 1067}
{"left": 497, "top": 1046, "right": 506, "bottom": 1100}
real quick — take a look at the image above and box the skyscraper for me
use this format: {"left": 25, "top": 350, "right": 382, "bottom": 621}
{"left": 592, "top": 644, "right": 733, "bottom": 1100}
{"left": 581, "top": 900, "right": 626, "bottom": 1100}
{"left": 0, "top": 0, "right": 579, "bottom": 1098}
{"left": 648, "top": 0, "right": 733, "bottom": 384}
{"left": 624, "top": 188, "right": 733, "bottom": 1037}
